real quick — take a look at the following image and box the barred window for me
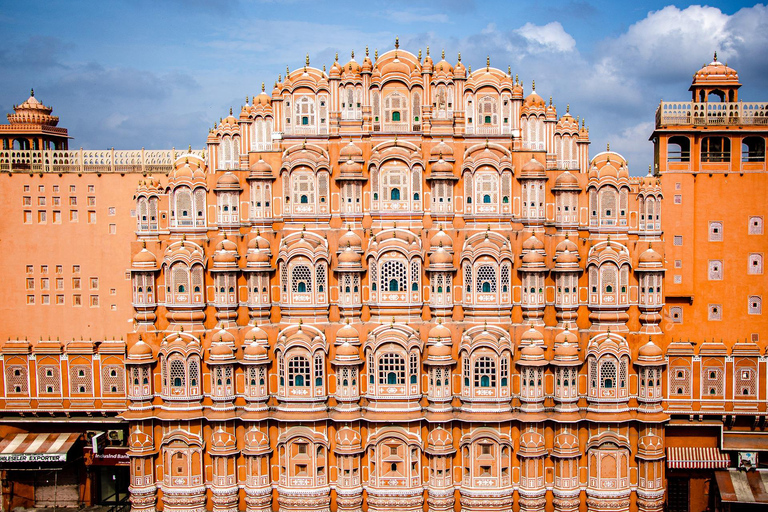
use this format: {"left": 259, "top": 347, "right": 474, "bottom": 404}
{"left": 314, "top": 354, "right": 324, "bottom": 387}
{"left": 736, "top": 366, "right": 757, "bottom": 396}
{"left": 101, "top": 365, "right": 125, "bottom": 394}
{"left": 749, "top": 216, "right": 764, "bottom": 235}
{"left": 291, "top": 265, "right": 312, "bottom": 293}
{"left": 600, "top": 360, "right": 616, "bottom": 390}
{"left": 70, "top": 364, "right": 93, "bottom": 394}
{"left": 410, "top": 352, "right": 418, "bottom": 384}
{"left": 474, "top": 356, "right": 496, "bottom": 388}
{"left": 369, "top": 259, "right": 378, "bottom": 290}
{"left": 5, "top": 365, "right": 28, "bottom": 395}
{"left": 288, "top": 356, "right": 310, "bottom": 387}
{"left": 38, "top": 365, "right": 60, "bottom": 394}
{"left": 463, "top": 356, "right": 470, "bottom": 388}
{"left": 748, "top": 254, "right": 763, "bottom": 275}
{"left": 670, "top": 366, "right": 690, "bottom": 395}
{"left": 410, "top": 260, "right": 420, "bottom": 291}
{"left": 670, "top": 306, "right": 683, "bottom": 323}
{"left": 316, "top": 264, "right": 326, "bottom": 293}
{"left": 189, "top": 359, "right": 199, "bottom": 388}
{"left": 500, "top": 356, "right": 509, "bottom": 387}
{"left": 708, "top": 260, "right": 723, "bottom": 280}
{"left": 464, "top": 263, "right": 472, "bottom": 293}
{"left": 703, "top": 367, "right": 724, "bottom": 396}
{"left": 708, "top": 304, "right": 722, "bottom": 321}
{"left": 281, "top": 262, "right": 288, "bottom": 292}
{"left": 476, "top": 264, "right": 497, "bottom": 293}
{"left": 500, "top": 264, "right": 510, "bottom": 293}
{"left": 749, "top": 296, "right": 762, "bottom": 315}
{"left": 381, "top": 259, "right": 407, "bottom": 292}
{"left": 170, "top": 360, "right": 185, "bottom": 388}
{"left": 378, "top": 353, "right": 405, "bottom": 385}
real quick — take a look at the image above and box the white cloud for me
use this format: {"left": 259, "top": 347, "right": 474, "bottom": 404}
{"left": 514, "top": 22, "right": 576, "bottom": 54}
{"left": 383, "top": 10, "right": 450, "bottom": 24}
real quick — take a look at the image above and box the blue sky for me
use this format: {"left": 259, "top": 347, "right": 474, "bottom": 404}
{"left": 1, "top": 0, "right": 766, "bottom": 174}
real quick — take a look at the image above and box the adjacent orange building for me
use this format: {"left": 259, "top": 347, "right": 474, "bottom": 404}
{"left": 0, "top": 45, "right": 763, "bottom": 512}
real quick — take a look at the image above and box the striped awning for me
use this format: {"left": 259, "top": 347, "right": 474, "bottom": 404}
{"left": 667, "top": 446, "right": 730, "bottom": 469}
{"left": 0, "top": 433, "right": 80, "bottom": 463}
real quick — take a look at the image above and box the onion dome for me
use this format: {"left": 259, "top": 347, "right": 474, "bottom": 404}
{"left": 210, "top": 426, "right": 237, "bottom": 455}
{"left": 329, "top": 53, "right": 343, "bottom": 79}
{"left": 518, "top": 430, "right": 546, "bottom": 457}
{"left": 554, "top": 249, "right": 580, "bottom": 271}
{"left": 638, "top": 432, "right": 664, "bottom": 459}
{"left": 338, "top": 228, "right": 363, "bottom": 250}
{"left": 555, "top": 108, "right": 579, "bottom": 134}
{"left": 249, "top": 158, "right": 273, "bottom": 179}
{"left": 339, "top": 159, "right": 363, "bottom": 176}
{"left": 336, "top": 320, "right": 361, "bottom": 344}
{"left": 127, "top": 337, "right": 153, "bottom": 361}
{"left": 428, "top": 321, "right": 452, "bottom": 344}
{"left": 520, "top": 324, "right": 545, "bottom": 345}
{"left": 430, "top": 227, "right": 453, "bottom": 250}
{"left": 243, "top": 428, "right": 271, "bottom": 456}
{"left": 380, "top": 53, "right": 411, "bottom": 76}
{"left": 552, "top": 431, "right": 580, "bottom": 458}
{"left": 243, "top": 339, "right": 268, "bottom": 363}
{"left": 422, "top": 47, "right": 434, "bottom": 72}
{"left": 361, "top": 47, "right": 373, "bottom": 73}
{"left": 213, "top": 237, "right": 239, "bottom": 268}
{"left": 453, "top": 53, "right": 466, "bottom": 79}
{"left": 342, "top": 51, "right": 362, "bottom": 80}
{"left": 430, "top": 158, "right": 453, "bottom": 175}
{"left": 428, "top": 243, "right": 454, "bottom": 268}
{"left": 335, "top": 427, "right": 363, "bottom": 454}
{"left": 430, "top": 139, "right": 454, "bottom": 161}
{"left": 517, "top": 342, "right": 546, "bottom": 366}
{"left": 552, "top": 341, "right": 580, "bottom": 366}
{"left": 132, "top": 247, "right": 158, "bottom": 270}
{"left": 638, "top": 246, "right": 664, "bottom": 269}
{"left": 553, "top": 171, "right": 580, "bottom": 190}
{"left": 253, "top": 83, "right": 271, "bottom": 106}
{"left": 636, "top": 339, "right": 664, "bottom": 366}
{"left": 520, "top": 157, "right": 546, "bottom": 179}
{"left": 209, "top": 340, "right": 235, "bottom": 362}
{"left": 244, "top": 325, "right": 269, "bottom": 346}
{"left": 245, "top": 232, "right": 272, "bottom": 270}
{"left": 433, "top": 50, "right": 453, "bottom": 78}
{"left": 522, "top": 249, "right": 546, "bottom": 268}
{"left": 522, "top": 233, "right": 545, "bottom": 252}
{"left": 211, "top": 328, "right": 236, "bottom": 345}
{"left": 337, "top": 244, "right": 363, "bottom": 269}
{"left": 691, "top": 52, "right": 740, "bottom": 89}
{"left": 554, "top": 327, "right": 578, "bottom": 346}
{"left": 523, "top": 85, "right": 546, "bottom": 109}
{"left": 339, "top": 141, "right": 364, "bottom": 162}
{"left": 215, "top": 171, "right": 241, "bottom": 191}
{"left": 555, "top": 236, "right": 578, "bottom": 255}
{"left": 426, "top": 428, "right": 455, "bottom": 455}
{"left": 426, "top": 339, "right": 452, "bottom": 364}
{"left": 7, "top": 89, "right": 60, "bottom": 127}
{"left": 334, "top": 341, "right": 361, "bottom": 366}
{"left": 129, "top": 427, "right": 154, "bottom": 452}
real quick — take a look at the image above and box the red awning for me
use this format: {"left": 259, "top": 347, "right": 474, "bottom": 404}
{"left": 716, "top": 469, "right": 768, "bottom": 503}
{"left": 667, "top": 446, "right": 730, "bottom": 469}
{"left": 0, "top": 433, "right": 80, "bottom": 464}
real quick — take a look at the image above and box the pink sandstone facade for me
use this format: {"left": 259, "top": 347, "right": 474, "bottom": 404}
{"left": 0, "top": 45, "right": 764, "bottom": 512}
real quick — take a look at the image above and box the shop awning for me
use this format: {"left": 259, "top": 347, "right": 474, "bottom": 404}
{"left": 0, "top": 433, "right": 80, "bottom": 463}
{"left": 667, "top": 446, "right": 730, "bottom": 469}
{"left": 716, "top": 469, "right": 768, "bottom": 503}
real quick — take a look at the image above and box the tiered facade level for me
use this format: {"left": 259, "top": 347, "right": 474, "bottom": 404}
{"left": 0, "top": 46, "right": 764, "bottom": 512}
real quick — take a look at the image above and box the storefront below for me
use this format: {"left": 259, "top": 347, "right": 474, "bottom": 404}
{"left": 713, "top": 469, "right": 768, "bottom": 511}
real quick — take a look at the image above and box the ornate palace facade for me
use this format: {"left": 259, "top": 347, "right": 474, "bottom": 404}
{"left": 0, "top": 46, "right": 764, "bottom": 512}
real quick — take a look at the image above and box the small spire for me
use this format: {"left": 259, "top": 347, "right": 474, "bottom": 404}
{"left": 30, "top": 88, "right": 34, "bottom": 97}
{"left": 418, "top": 48, "right": 422, "bottom": 60}
{"left": 507, "top": 65, "right": 511, "bottom": 76}
{"left": 426, "top": 46, "right": 430, "bottom": 56}
{"left": 229, "top": 107, "right": 233, "bottom": 115}
{"left": 566, "top": 104, "right": 570, "bottom": 113}
{"left": 366, "top": 46, "right": 369, "bottom": 56}
{"left": 278, "top": 74, "right": 282, "bottom": 82}
{"left": 532, "top": 79, "right": 536, "bottom": 91}
{"left": 515, "top": 74, "right": 519, "bottom": 84}
{"left": 713, "top": 51, "right": 718, "bottom": 62}
{"left": 286, "top": 65, "right": 290, "bottom": 75}
{"left": 468, "top": 65, "right": 472, "bottom": 73}
{"left": 305, "top": 54, "right": 310, "bottom": 66}
{"left": 607, "top": 142, "right": 610, "bottom": 151}
{"left": 549, "top": 96, "right": 553, "bottom": 106}
{"left": 375, "top": 48, "right": 378, "bottom": 60}
{"left": 486, "top": 55, "right": 490, "bottom": 69}
{"left": 395, "top": 36, "right": 399, "bottom": 49}
{"left": 262, "top": 82, "right": 265, "bottom": 92}
{"left": 351, "top": 49, "right": 354, "bottom": 59}
{"left": 335, "top": 52, "right": 339, "bottom": 61}
{"left": 246, "top": 96, "right": 249, "bottom": 105}
{"left": 458, "top": 52, "right": 462, "bottom": 62}
{"left": 441, "top": 49, "right": 445, "bottom": 60}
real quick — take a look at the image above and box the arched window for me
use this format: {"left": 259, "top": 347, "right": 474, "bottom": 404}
{"left": 743, "top": 136, "right": 766, "bottom": 162}
{"left": 474, "top": 356, "right": 496, "bottom": 388}
{"left": 378, "top": 353, "right": 405, "bottom": 385}
{"left": 667, "top": 136, "right": 691, "bottom": 162}
{"left": 288, "top": 356, "right": 310, "bottom": 387}
{"left": 384, "top": 93, "right": 407, "bottom": 124}
{"left": 170, "top": 360, "right": 185, "bottom": 388}
{"left": 380, "top": 260, "right": 407, "bottom": 293}
{"left": 291, "top": 170, "right": 316, "bottom": 213}
{"left": 391, "top": 188, "right": 400, "bottom": 201}
{"left": 702, "top": 136, "right": 730, "bottom": 162}
{"left": 291, "top": 265, "right": 312, "bottom": 294}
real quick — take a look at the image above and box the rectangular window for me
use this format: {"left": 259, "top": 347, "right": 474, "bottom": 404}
{"left": 673, "top": 235, "right": 683, "bottom": 246}
{"left": 108, "top": 223, "right": 116, "bottom": 234}
{"left": 53, "top": 185, "right": 59, "bottom": 193}
{"left": 670, "top": 306, "right": 683, "bottom": 323}
{"left": 23, "top": 210, "right": 32, "bottom": 223}
{"left": 108, "top": 206, "right": 116, "bottom": 216}
{"left": 22, "top": 196, "right": 31, "bottom": 206}
{"left": 40, "top": 278, "right": 49, "bottom": 290}
{"left": 709, "top": 221, "right": 723, "bottom": 241}
{"left": 708, "top": 304, "right": 722, "bottom": 321}
{"left": 73, "top": 265, "right": 80, "bottom": 273}
{"left": 749, "top": 216, "right": 764, "bottom": 235}
{"left": 55, "top": 265, "right": 62, "bottom": 274}
{"left": 56, "top": 294, "right": 64, "bottom": 305}
{"left": 69, "top": 196, "right": 77, "bottom": 206}
{"left": 90, "top": 277, "right": 99, "bottom": 290}
{"left": 674, "top": 275, "right": 682, "bottom": 284}
{"left": 56, "top": 278, "right": 64, "bottom": 290}
{"left": 38, "top": 211, "right": 47, "bottom": 223}
{"left": 26, "top": 278, "right": 34, "bottom": 290}
{"left": 88, "top": 211, "right": 96, "bottom": 223}
{"left": 40, "top": 265, "right": 47, "bottom": 274}
{"left": 72, "top": 277, "right": 81, "bottom": 289}
{"left": 675, "top": 182, "right": 682, "bottom": 190}
{"left": 73, "top": 294, "right": 81, "bottom": 306}
{"left": 749, "top": 296, "right": 762, "bottom": 315}
{"left": 70, "top": 210, "right": 78, "bottom": 222}
{"left": 38, "top": 185, "right": 44, "bottom": 193}
{"left": 674, "top": 194, "right": 682, "bottom": 204}
{"left": 52, "top": 197, "right": 60, "bottom": 206}
{"left": 52, "top": 211, "right": 61, "bottom": 224}
{"left": 87, "top": 196, "right": 96, "bottom": 206}
{"left": 41, "top": 294, "right": 50, "bottom": 305}
{"left": 38, "top": 197, "right": 46, "bottom": 206}
{"left": 748, "top": 253, "right": 763, "bottom": 275}
{"left": 26, "top": 295, "right": 35, "bottom": 305}
{"left": 88, "top": 185, "right": 95, "bottom": 193}
{"left": 69, "top": 185, "right": 76, "bottom": 193}
{"left": 674, "top": 260, "right": 682, "bottom": 268}
{"left": 708, "top": 260, "right": 723, "bottom": 280}
{"left": 26, "top": 265, "right": 33, "bottom": 274}
{"left": 90, "top": 295, "right": 99, "bottom": 307}
{"left": 24, "top": 185, "right": 30, "bottom": 192}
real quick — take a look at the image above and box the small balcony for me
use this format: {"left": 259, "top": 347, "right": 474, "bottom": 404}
{"left": 656, "top": 101, "right": 768, "bottom": 127}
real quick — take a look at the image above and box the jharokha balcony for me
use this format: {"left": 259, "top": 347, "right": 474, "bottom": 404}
{"left": 0, "top": 148, "right": 205, "bottom": 174}
{"left": 655, "top": 101, "right": 768, "bottom": 128}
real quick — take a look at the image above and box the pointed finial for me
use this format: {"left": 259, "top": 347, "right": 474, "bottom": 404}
{"left": 306, "top": 54, "right": 310, "bottom": 66}
{"left": 366, "top": 46, "right": 369, "bottom": 56}
{"left": 549, "top": 96, "right": 553, "bottom": 106}
{"left": 375, "top": 49, "right": 378, "bottom": 60}
{"left": 351, "top": 50, "right": 355, "bottom": 59}
{"left": 532, "top": 80, "right": 535, "bottom": 91}
{"left": 246, "top": 96, "right": 249, "bottom": 105}
{"left": 188, "top": 144, "right": 192, "bottom": 152}
{"left": 457, "top": 52, "right": 461, "bottom": 62}
{"left": 486, "top": 55, "right": 490, "bottom": 68}
{"left": 515, "top": 73, "right": 519, "bottom": 84}
{"left": 286, "top": 65, "right": 290, "bottom": 75}
{"left": 507, "top": 65, "right": 511, "bottom": 76}
{"left": 468, "top": 65, "right": 472, "bottom": 73}
{"left": 335, "top": 52, "right": 338, "bottom": 61}
{"left": 441, "top": 49, "right": 445, "bottom": 60}
{"left": 278, "top": 73, "right": 282, "bottom": 82}
{"left": 323, "top": 64, "right": 326, "bottom": 73}
{"left": 566, "top": 104, "right": 569, "bottom": 113}
{"left": 395, "top": 36, "right": 399, "bottom": 49}
{"left": 229, "top": 107, "right": 233, "bottom": 115}
{"left": 607, "top": 142, "right": 610, "bottom": 151}
{"left": 30, "top": 88, "right": 34, "bottom": 97}
{"left": 714, "top": 51, "right": 718, "bottom": 62}
{"left": 582, "top": 118, "right": 585, "bottom": 129}
{"left": 426, "top": 46, "right": 430, "bottom": 56}
{"left": 261, "top": 82, "right": 265, "bottom": 92}
{"left": 418, "top": 49, "right": 422, "bottom": 60}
